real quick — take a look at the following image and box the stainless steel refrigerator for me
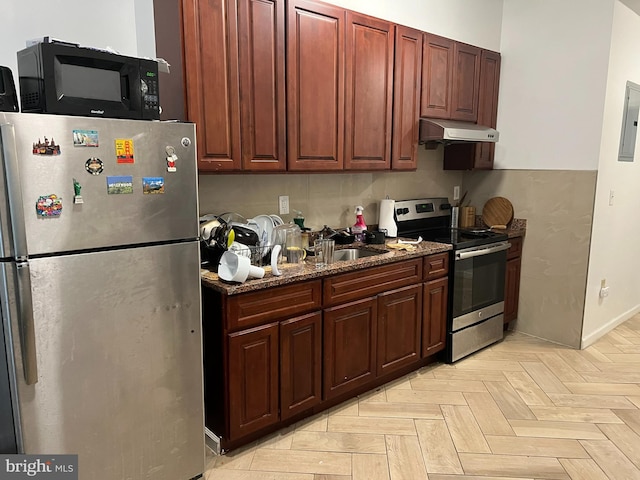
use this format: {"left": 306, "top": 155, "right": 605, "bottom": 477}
{"left": 0, "top": 112, "right": 204, "bottom": 480}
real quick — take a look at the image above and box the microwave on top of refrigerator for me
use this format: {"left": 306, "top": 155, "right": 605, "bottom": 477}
{"left": 17, "top": 41, "right": 160, "bottom": 120}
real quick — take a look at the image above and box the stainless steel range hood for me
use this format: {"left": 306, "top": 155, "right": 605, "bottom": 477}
{"left": 419, "top": 118, "right": 499, "bottom": 143}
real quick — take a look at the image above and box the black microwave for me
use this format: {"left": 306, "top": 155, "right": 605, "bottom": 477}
{"left": 17, "top": 42, "right": 159, "bottom": 120}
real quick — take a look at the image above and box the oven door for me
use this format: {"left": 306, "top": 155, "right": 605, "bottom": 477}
{"left": 451, "top": 241, "right": 509, "bottom": 331}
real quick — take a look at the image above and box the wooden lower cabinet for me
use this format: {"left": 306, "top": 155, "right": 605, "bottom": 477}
{"left": 323, "top": 297, "right": 377, "bottom": 400}
{"left": 504, "top": 236, "right": 523, "bottom": 323}
{"left": 280, "top": 312, "right": 322, "bottom": 420}
{"left": 228, "top": 322, "right": 279, "bottom": 439}
{"left": 377, "top": 284, "right": 422, "bottom": 376}
{"left": 422, "top": 277, "right": 448, "bottom": 356}
{"left": 227, "top": 312, "right": 323, "bottom": 439}
{"left": 207, "top": 253, "right": 452, "bottom": 450}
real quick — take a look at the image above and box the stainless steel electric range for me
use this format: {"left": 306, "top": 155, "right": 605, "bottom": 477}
{"left": 395, "top": 198, "right": 510, "bottom": 362}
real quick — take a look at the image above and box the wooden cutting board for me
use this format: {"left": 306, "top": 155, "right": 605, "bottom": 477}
{"left": 482, "top": 197, "right": 513, "bottom": 228}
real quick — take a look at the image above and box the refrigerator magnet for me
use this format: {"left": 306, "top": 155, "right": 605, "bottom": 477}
{"left": 165, "top": 146, "right": 177, "bottom": 172}
{"left": 36, "top": 194, "right": 62, "bottom": 217}
{"left": 85, "top": 158, "right": 104, "bottom": 175}
{"left": 73, "top": 129, "right": 99, "bottom": 147}
{"left": 32, "top": 136, "right": 61, "bottom": 155}
{"left": 73, "top": 178, "right": 84, "bottom": 204}
{"left": 142, "top": 177, "right": 165, "bottom": 194}
{"left": 115, "top": 138, "right": 135, "bottom": 164}
{"left": 106, "top": 176, "right": 133, "bottom": 194}
{"left": 167, "top": 154, "right": 177, "bottom": 172}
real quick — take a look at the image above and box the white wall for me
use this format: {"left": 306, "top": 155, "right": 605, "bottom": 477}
{"left": 496, "top": 0, "right": 614, "bottom": 170}
{"left": 0, "top": 0, "right": 151, "bottom": 92}
{"left": 582, "top": 1, "right": 640, "bottom": 345}
{"left": 320, "top": 0, "right": 503, "bottom": 51}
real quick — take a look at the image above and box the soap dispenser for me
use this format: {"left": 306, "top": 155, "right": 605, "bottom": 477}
{"left": 352, "top": 206, "right": 367, "bottom": 242}
{"left": 293, "top": 210, "right": 306, "bottom": 229}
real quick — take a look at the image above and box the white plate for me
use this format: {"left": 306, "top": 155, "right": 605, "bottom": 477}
{"left": 270, "top": 214, "right": 284, "bottom": 227}
{"left": 251, "top": 214, "right": 276, "bottom": 250}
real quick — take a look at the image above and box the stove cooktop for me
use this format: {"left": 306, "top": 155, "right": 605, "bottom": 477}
{"left": 394, "top": 197, "right": 509, "bottom": 249}
{"left": 428, "top": 227, "right": 508, "bottom": 249}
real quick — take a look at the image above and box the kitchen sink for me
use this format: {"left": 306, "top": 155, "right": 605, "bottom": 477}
{"left": 333, "top": 248, "right": 387, "bottom": 262}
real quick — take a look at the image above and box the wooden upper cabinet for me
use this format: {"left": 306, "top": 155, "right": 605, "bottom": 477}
{"left": 475, "top": 49, "right": 501, "bottom": 169}
{"left": 182, "top": 0, "right": 241, "bottom": 171}
{"left": 421, "top": 34, "right": 454, "bottom": 119}
{"left": 181, "top": 0, "right": 285, "bottom": 172}
{"left": 238, "top": 0, "right": 287, "bottom": 171}
{"left": 287, "top": 0, "right": 345, "bottom": 171}
{"left": 392, "top": 25, "right": 422, "bottom": 171}
{"left": 344, "top": 13, "right": 394, "bottom": 170}
{"left": 450, "top": 42, "right": 481, "bottom": 122}
{"left": 421, "top": 34, "right": 481, "bottom": 123}
{"left": 443, "top": 48, "right": 501, "bottom": 170}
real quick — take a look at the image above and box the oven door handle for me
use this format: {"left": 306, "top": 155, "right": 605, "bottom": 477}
{"left": 455, "top": 241, "right": 511, "bottom": 260}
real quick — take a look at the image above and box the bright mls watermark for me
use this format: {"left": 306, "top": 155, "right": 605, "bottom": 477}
{"left": 1, "top": 455, "right": 77, "bottom": 479}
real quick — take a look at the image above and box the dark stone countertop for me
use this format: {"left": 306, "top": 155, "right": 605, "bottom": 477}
{"left": 201, "top": 239, "right": 451, "bottom": 295}
{"left": 201, "top": 220, "right": 527, "bottom": 296}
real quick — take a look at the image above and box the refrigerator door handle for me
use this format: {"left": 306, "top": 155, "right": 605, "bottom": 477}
{"left": 1, "top": 123, "right": 29, "bottom": 259}
{"left": 15, "top": 260, "right": 37, "bottom": 385}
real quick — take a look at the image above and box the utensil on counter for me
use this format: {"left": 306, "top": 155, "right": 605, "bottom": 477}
{"left": 457, "top": 191, "right": 468, "bottom": 207}
{"left": 398, "top": 236, "right": 422, "bottom": 245}
{"left": 482, "top": 197, "right": 513, "bottom": 229}
{"left": 270, "top": 223, "right": 307, "bottom": 276}
{"left": 218, "top": 251, "right": 265, "bottom": 283}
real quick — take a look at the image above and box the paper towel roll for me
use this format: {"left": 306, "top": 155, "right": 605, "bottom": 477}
{"left": 378, "top": 198, "right": 397, "bottom": 237}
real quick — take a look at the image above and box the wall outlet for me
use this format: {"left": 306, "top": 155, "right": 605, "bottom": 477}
{"left": 279, "top": 195, "right": 289, "bottom": 215}
{"left": 453, "top": 186, "right": 460, "bottom": 201}
{"left": 599, "top": 279, "right": 609, "bottom": 298}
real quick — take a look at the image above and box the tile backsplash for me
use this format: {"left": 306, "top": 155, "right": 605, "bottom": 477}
{"left": 199, "top": 147, "right": 598, "bottom": 349}
{"left": 198, "top": 145, "right": 462, "bottom": 230}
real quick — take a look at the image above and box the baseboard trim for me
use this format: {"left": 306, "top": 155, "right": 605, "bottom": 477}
{"left": 581, "top": 304, "right": 640, "bottom": 348}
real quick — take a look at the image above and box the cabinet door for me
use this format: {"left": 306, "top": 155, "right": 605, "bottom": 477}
{"left": 324, "top": 298, "right": 377, "bottom": 400}
{"left": 475, "top": 49, "right": 501, "bottom": 169}
{"left": 377, "top": 285, "right": 422, "bottom": 376}
{"left": 344, "top": 12, "right": 393, "bottom": 170}
{"left": 392, "top": 25, "right": 422, "bottom": 170}
{"left": 422, "top": 277, "right": 448, "bottom": 356}
{"left": 228, "top": 322, "right": 279, "bottom": 439}
{"left": 421, "top": 33, "right": 454, "bottom": 119}
{"left": 238, "top": 0, "right": 286, "bottom": 171}
{"left": 504, "top": 257, "right": 521, "bottom": 323}
{"left": 280, "top": 312, "right": 322, "bottom": 420}
{"left": 182, "top": 0, "right": 241, "bottom": 171}
{"left": 287, "top": 0, "right": 345, "bottom": 171}
{"left": 450, "top": 42, "right": 481, "bottom": 122}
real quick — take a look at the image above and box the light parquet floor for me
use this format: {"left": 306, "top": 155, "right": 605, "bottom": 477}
{"left": 205, "top": 314, "right": 640, "bottom": 480}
